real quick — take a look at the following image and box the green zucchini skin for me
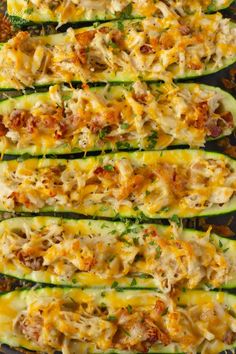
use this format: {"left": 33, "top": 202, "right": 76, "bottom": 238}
{"left": 0, "top": 149, "right": 235, "bottom": 218}
{"left": 0, "top": 19, "right": 236, "bottom": 90}
{"left": 0, "top": 216, "right": 235, "bottom": 289}
{"left": 0, "top": 288, "right": 235, "bottom": 353}
{"left": 7, "top": 0, "right": 235, "bottom": 26}
{"left": 0, "top": 83, "right": 235, "bottom": 155}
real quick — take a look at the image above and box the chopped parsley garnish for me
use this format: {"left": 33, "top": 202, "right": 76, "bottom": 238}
{"left": 104, "top": 164, "right": 114, "bottom": 171}
{"left": 130, "top": 278, "right": 137, "bottom": 287}
{"left": 170, "top": 214, "right": 181, "bottom": 226}
{"left": 120, "top": 3, "right": 133, "bottom": 19}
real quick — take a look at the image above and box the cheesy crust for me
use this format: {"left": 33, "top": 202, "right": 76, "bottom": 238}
{"left": 0, "top": 217, "right": 233, "bottom": 291}
{"left": 0, "top": 12, "right": 235, "bottom": 88}
{"left": 0, "top": 150, "right": 235, "bottom": 218}
{"left": 7, "top": 0, "right": 233, "bottom": 25}
{"left": 0, "top": 83, "right": 234, "bottom": 154}
{"left": 0, "top": 288, "right": 233, "bottom": 354}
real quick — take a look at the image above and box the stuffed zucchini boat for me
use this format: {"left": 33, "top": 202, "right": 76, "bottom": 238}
{"left": 0, "top": 83, "right": 235, "bottom": 155}
{"left": 0, "top": 288, "right": 236, "bottom": 353}
{"left": 0, "top": 149, "right": 235, "bottom": 218}
{"left": 7, "top": 0, "right": 234, "bottom": 26}
{"left": 0, "top": 216, "right": 235, "bottom": 291}
{"left": 0, "top": 13, "right": 236, "bottom": 89}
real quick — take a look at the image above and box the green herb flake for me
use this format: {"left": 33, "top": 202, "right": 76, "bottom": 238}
{"left": 121, "top": 123, "right": 129, "bottom": 129}
{"left": 170, "top": 214, "right": 181, "bottom": 226}
{"left": 218, "top": 240, "right": 223, "bottom": 248}
{"left": 120, "top": 3, "right": 133, "bottom": 19}
{"left": 104, "top": 164, "right": 114, "bottom": 171}
{"left": 133, "top": 237, "right": 139, "bottom": 246}
{"left": 127, "top": 304, "right": 133, "bottom": 313}
{"left": 117, "top": 20, "right": 124, "bottom": 31}
{"left": 116, "top": 141, "right": 131, "bottom": 150}
{"left": 24, "top": 7, "right": 33, "bottom": 14}
{"left": 111, "top": 281, "right": 119, "bottom": 288}
{"left": 155, "top": 245, "right": 162, "bottom": 259}
{"left": 107, "top": 315, "right": 117, "bottom": 321}
{"left": 147, "top": 130, "right": 158, "bottom": 149}
{"left": 99, "top": 126, "right": 111, "bottom": 139}
{"left": 108, "top": 40, "right": 118, "bottom": 49}
{"left": 130, "top": 278, "right": 137, "bottom": 287}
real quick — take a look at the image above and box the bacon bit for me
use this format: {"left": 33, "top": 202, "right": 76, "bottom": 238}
{"left": 172, "top": 170, "right": 188, "bottom": 198}
{"left": 223, "top": 330, "right": 236, "bottom": 345}
{"left": 10, "top": 192, "right": 32, "bottom": 208}
{"left": 89, "top": 116, "right": 105, "bottom": 134}
{"left": 76, "top": 30, "right": 96, "bottom": 46}
{"left": 155, "top": 300, "right": 166, "bottom": 315}
{"left": 187, "top": 61, "right": 202, "bottom": 70}
{"left": 111, "top": 30, "right": 124, "bottom": 48}
{"left": 0, "top": 14, "right": 16, "bottom": 42}
{"left": 169, "top": 287, "right": 181, "bottom": 299}
{"left": 140, "top": 44, "right": 155, "bottom": 54}
{"left": 144, "top": 226, "right": 158, "bottom": 237}
{"left": 179, "top": 25, "right": 191, "bottom": 35}
{"left": 94, "top": 166, "right": 105, "bottom": 175}
{"left": 145, "top": 325, "right": 170, "bottom": 346}
{"left": 206, "top": 120, "right": 222, "bottom": 138}
{"left": 94, "top": 166, "right": 115, "bottom": 178}
{"left": 98, "top": 26, "right": 110, "bottom": 34}
{"left": 133, "top": 92, "right": 148, "bottom": 104}
{"left": 17, "top": 251, "right": 44, "bottom": 271}
{"left": 221, "top": 111, "right": 234, "bottom": 127}
{"left": 26, "top": 115, "right": 37, "bottom": 133}
{"left": 9, "top": 109, "right": 28, "bottom": 129}
{"left": 54, "top": 122, "right": 67, "bottom": 139}
{"left": 194, "top": 101, "right": 209, "bottom": 129}
{"left": 75, "top": 48, "right": 87, "bottom": 65}
{"left": 0, "top": 115, "right": 8, "bottom": 136}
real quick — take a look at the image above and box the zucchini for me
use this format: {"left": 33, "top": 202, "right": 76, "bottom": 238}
{"left": 0, "top": 287, "right": 235, "bottom": 353}
{"left": 0, "top": 149, "right": 235, "bottom": 218}
{"left": 7, "top": 0, "right": 235, "bottom": 26}
{"left": 0, "top": 83, "right": 235, "bottom": 155}
{"left": 0, "top": 14, "right": 236, "bottom": 89}
{"left": 0, "top": 216, "right": 235, "bottom": 289}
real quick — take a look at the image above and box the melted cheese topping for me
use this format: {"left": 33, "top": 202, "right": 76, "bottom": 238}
{"left": 9, "top": 0, "right": 231, "bottom": 25}
{"left": 0, "top": 12, "right": 235, "bottom": 88}
{"left": 0, "top": 218, "right": 232, "bottom": 292}
{"left": 0, "top": 151, "right": 235, "bottom": 218}
{"left": 13, "top": 289, "right": 236, "bottom": 354}
{"left": 0, "top": 83, "right": 234, "bottom": 153}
